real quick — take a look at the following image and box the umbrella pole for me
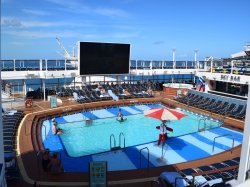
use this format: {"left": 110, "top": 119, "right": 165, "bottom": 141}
{"left": 157, "top": 137, "right": 167, "bottom": 163}
{"left": 161, "top": 143, "right": 164, "bottom": 158}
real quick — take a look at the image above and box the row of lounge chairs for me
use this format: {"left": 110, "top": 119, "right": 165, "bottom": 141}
{"left": 156, "top": 157, "right": 240, "bottom": 187}
{"left": 175, "top": 93, "right": 246, "bottom": 119}
{"left": 2, "top": 109, "right": 24, "bottom": 181}
{"left": 56, "top": 83, "right": 155, "bottom": 103}
{"left": 25, "top": 82, "right": 160, "bottom": 101}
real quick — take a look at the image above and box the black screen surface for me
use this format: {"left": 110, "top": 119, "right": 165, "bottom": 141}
{"left": 79, "top": 42, "right": 130, "bottom": 75}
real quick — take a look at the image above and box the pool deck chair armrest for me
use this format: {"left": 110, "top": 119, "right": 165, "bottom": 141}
{"left": 160, "top": 172, "right": 189, "bottom": 187}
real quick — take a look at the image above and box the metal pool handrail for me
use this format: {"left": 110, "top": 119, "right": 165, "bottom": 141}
{"left": 212, "top": 134, "right": 235, "bottom": 153}
{"left": 119, "top": 132, "right": 125, "bottom": 148}
{"left": 198, "top": 118, "right": 207, "bottom": 132}
{"left": 110, "top": 134, "right": 116, "bottom": 150}
{"left": 139, "top": 147, "right": 149, "bottom": 168}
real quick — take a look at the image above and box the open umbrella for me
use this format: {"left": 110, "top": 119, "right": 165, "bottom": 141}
{"left": 143, "top": 108, "right": 187, "bottom": 121}
{"left": 144, "top": 107, "right": 187, "bottom": 162}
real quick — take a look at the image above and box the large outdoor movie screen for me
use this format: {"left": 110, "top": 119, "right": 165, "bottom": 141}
{"left": 79, "top": 42, "right": 130, "bottom": 75}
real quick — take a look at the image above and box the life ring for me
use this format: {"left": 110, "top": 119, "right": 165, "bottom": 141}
{"left": 116, "top": 118, "right": 127, "bottom": 122}
{"left": 209, "top": 80, "right": 214, "bottom": 89}
{"left": 25, "top": 99, "right": 33, "bottom": 108}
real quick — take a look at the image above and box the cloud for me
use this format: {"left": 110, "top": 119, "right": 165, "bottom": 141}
{"left": 112, "top": 32, "right": 139, "bottom": 38}
{"left": 1, "top": 17, "right": 79, "bottom": 28}
{"left": 94, "top": 7, "right": 129, "bottom": 18}
{"left": 22, "top": 9, "right": 51, "bottom": 16}
{"left": 2, "top": 30, "right": 76, "bottom": 38}
{"left": 153, "top": 41, "right": 165, "bottom": 45}
{"left": 2, "top": 18, "right": 22, "bottom": 27}
{"left": 10, "top": 41, "right": 28, "bottom": 46}
{"left": 46, "top": 0, "right": 130, "bottom": 18}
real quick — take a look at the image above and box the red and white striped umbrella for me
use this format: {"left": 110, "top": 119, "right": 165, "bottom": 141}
{"left": 143, "top": 108, "right": 187, "bottom": 121}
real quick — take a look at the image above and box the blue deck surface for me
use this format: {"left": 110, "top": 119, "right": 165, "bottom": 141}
{"left": 42, "top": 104, "right": 243, "bottom": 172}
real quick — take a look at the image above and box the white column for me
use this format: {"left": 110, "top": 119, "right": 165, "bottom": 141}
{"left": 238, "top": 84, "right": 250, "bottom": 183}
{"left": 23, "top": 80, "right": 26, "bottom": 97}
{"left": 42, "top": 79, "right": 46, "bottom": 101}
{"left": 231, "top": 60, "right": 234, "bottom": 74}
{"left": 39, "top": 59, "right": 42, "bottom": 71}
{"left": 81, "top": 76, "right": 86, "bottom": 84}
{"left": 210, "top": 57, "right": 213, "bottom": 73}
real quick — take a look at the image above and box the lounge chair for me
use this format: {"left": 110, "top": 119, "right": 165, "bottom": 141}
{"left": 205, "top": 101, "right": 222, "bottom": 111}
{"left": 232, "top": 106, "right": 246, "bottom": 119}
{"left": 188, "top": 96, "right": 204, "bottom": 106}
{"left": 178, "top": 93, "right": 195, "bottom": 104}
{"left": 159, "top": 172, "right": 190, "bottom": 187}
{"left": 219, "top": 103, "right": 236, "bottom": 115}
{"left": 210, "top": 102, "right": 229, "bottom": 113}
{"left": 199, "top": 99, "right": 215, "bottom": 109}
{"left": 72, "top": 92, "right": 85, "bottom": 103}
{"left": 193, "top": 97, "right": 210, "bottom": 107}
{"left": 228, "top": 105, "right": 244, "bottom": 117}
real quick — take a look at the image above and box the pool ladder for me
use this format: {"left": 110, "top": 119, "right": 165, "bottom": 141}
{"left": 110, "top": 133, "right": 126, "bottom": 152}
{"left": 212, "top": 134, "right": 235, "bottom": 153}
{"left": 139, "top": 147, "right": 149, "bottom": 168}
{"left": 198, "top": 118, "right": 207, "bottom": 132}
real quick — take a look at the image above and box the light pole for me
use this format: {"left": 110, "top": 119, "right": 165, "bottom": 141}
{"left": 172, "top": 49, "right": 176, "bottom": 69}
{"left": 194, "top": 49, "right": 198, "bottom": 69}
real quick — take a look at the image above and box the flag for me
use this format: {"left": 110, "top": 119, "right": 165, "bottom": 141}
{"left": 198, "top": 77, "right": 205, "bottom": 86}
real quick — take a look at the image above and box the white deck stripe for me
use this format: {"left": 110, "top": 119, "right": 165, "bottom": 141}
{"left": 120, "top": 106, "right": 141, "bottom": 114}
{"left": 63, "top": 113, "right": 85, "bottom": 122}
{"left": 136, "top": 142, "right": 187, "bottom": 166}
{"left": 91, "top": 109, "right": 115, "bottom": 118}
{"left": 134, "top": 105, "right": 151, "bottom": 111}
{"left": 92, "top": 151, "right": 136, "bottom": 171}
{"left": 178, "top": 135, "right": 224, "bottom": 155}
{"left": 197, "top": 131, "right": 242, "bottom": 147}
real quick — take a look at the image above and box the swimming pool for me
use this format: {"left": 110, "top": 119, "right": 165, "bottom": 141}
{"left": 43, "top": 104, "right": 220, "bottom": 157}
{"left": 41, "top": 104, "right": 242, "bottom": 172}
{"left": 57, "top": 112, "right": 219, "bottom": 157}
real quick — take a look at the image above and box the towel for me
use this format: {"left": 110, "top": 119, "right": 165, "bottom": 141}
{"left": 160, "top": 172, "right": 188, "bottom": 187}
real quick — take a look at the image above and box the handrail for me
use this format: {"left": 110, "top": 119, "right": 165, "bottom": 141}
{"left": 139, "top": 147, "right": 149, "bottom": 168}
{"left": 218, "top": 119, "right": 224, "bottom": 127}
{"left": 212, "top": 134, "right": 235, "bottom": 152}
{"left": 198, "top": 118, "right": 206, "bottom": 132}
{"left": 119, "top": 132, "right": 125, "bottom": 148}
{"left": 36, "top": 150, "right": 42, "bottom": 176}
{"left": 42, "top": 124, "right": 47, "bottom": 140}
{"left": 47, "top": 150, "right": 62, "bottom": 160}
{"left": 110, "top": 134, "right": 116, "bottom": 150}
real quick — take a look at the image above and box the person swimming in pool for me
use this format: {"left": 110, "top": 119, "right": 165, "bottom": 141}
{"left": 117, "top": 108, "right": 125, "bottom": 122}
{"left": 52, "top": 119, "right": 62, "bottom": 135}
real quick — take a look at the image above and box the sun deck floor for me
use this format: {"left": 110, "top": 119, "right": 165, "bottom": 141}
{"left": 14, "top": 94, "right": 244, "bottom": 187}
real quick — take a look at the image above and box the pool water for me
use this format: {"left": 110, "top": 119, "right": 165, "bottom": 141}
{"left": 57, "top": 109, "right": 220, "bottom": 157}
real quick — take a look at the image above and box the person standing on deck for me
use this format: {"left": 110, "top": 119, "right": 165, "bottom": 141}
{"left": 156, "top": 120, "right": 173, "bottom": 145}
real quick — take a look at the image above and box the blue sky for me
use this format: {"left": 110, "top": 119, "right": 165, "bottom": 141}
{"left": 1, "top": 0, "right": 250, "bottom": 60}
